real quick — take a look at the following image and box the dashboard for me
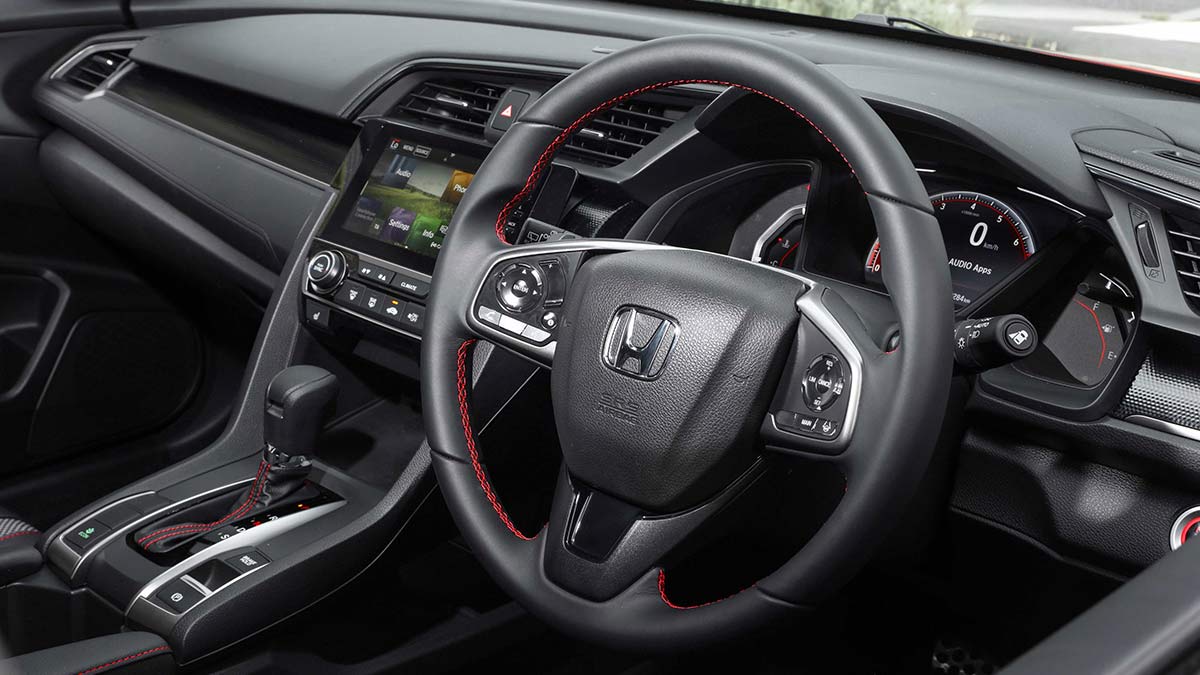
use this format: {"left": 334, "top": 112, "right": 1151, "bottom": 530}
{"left": 27, "top": 2, "right": 1200, "bottom": 586}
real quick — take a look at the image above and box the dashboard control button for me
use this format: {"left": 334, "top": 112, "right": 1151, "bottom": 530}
{"left": 361, "top": 289, "right": 386, "bottom": 315}
{"left": 376, "top": 296, "right": 405, "bottom": 321}
{"left": 398, "top": 302, "right": 425, "bottom": 332}
{"left": 304, "top": 300, "right": 331, "bottom": 331}
{"left": 491, "top": 90, "right": 530, "bottom": 132}
{"left": 496, "top": 263, "right": 543, "bottom": 312}
{"left": 369, "top": 267, "right": 395, "bottom": 285}
{"left": 157, "top": 577, "right": 204, "bottom": 613}
{"left": 540, "top": 311, "right": 558, "bottom": 330}
{"left": 390, "top": 273, "right": 430, "bottom": 298}
{"left": 477, "top": 306, "right": 503, "bottom": 326}
{"left": 774, "top": 410, "right": 799, "bottom": 430}
{"left": 521, "top": 324, "right": 551, "bottom": 343}
{"left": 498, "top": 314, "right": 527, "bottom": 335}
{"left": 802, "top": 354, "right": 844, "bottom": 412}
{"left": 335, "top": 281, "right": 365, "bottom": 308}
{"left": 307, "top": 250, "right": 345, "bottom": 294}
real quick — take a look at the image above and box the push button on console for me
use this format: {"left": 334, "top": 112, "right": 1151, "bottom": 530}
{"left": 157, "top": 577, "right": 204, "bottom": 613}
{"left": 223, "top": 549, "right": 269, "bottom": 574}
{"left": 65, "top": 519, "right": 111, "bottom": 551}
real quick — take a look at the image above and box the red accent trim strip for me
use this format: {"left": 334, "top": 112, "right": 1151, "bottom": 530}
{"left": 76, "top": 645, "right": 171, "bottom": 675}
{"left": 495, "top": 79, "right": 861, "bottom": 243}
{"left": 457, "top": 339, "right": 533, "bottom": 540}
{"left": 0, "top": 530, "right": 38, "bottom": 544}
{"left": 138, "top": 460, "right": 271, "bottom": 548}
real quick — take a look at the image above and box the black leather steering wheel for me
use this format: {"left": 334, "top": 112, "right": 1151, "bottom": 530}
{"left": 422, "top": 34, "right": 953, "bottom": 650}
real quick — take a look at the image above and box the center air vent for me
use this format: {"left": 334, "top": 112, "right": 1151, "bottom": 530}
{"left": 395, "top": 79, "right": 502, "bottom": 138}
{"left": 58, "top": 47, "right": 133, "bottom": 93}
{"left": 563, "top": 98, "right": 691, "bottom": 167}
{"left": 1166, "top": 215, "right": 1200, "bottom": 312}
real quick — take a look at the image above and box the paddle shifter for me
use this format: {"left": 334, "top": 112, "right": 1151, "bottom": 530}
{"left": 134, "top": 366, "right": 338, "bottom": 554}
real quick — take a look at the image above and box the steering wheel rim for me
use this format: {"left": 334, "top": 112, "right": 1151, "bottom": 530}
{"left": 421, "top": 34, "right": 953, "bottom": 650}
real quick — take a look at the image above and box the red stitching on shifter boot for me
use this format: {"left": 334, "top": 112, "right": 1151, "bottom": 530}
{"left": 495, "top": 79, "right": 860, "bottom": 243}
{"left": 139, "top": 460, "right": 270, "bottom": 549}
{"left": 457, "top": 339, "right": 533, "bottom": 540}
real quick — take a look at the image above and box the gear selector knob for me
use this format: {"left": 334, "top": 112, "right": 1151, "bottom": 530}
{"left": 264, "top": 365, "right": 339, "bottom": 459}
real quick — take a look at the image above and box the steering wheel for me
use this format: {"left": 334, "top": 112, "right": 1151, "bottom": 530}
{"left": 422, "top": 34, "right": 953, "bottom": 650}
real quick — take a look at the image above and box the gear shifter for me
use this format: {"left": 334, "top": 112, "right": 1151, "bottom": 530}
{"left": 134, "top": 366, "right": 338, "bottom": 554}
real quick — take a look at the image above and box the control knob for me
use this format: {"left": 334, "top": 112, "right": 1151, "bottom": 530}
{"left": 307, "top": 250, "right": 346, "bottom": 295}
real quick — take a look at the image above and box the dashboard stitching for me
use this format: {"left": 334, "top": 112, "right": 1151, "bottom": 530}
{"left": 494, "top": 79, "right": 862, "bottom": 243}
{"left": 457, "top": 339, "right": 534, "bottom": 540}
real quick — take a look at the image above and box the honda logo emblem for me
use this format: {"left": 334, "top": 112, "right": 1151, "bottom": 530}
{"left": 602, "top": 307, "right": 679, "bottom": 380}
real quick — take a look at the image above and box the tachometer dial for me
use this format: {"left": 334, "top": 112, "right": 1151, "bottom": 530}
{"left": 864, "top": 191, "right": 1036, "bottom": 308}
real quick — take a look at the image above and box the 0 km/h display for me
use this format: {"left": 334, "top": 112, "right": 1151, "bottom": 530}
{"left": 865, "top": 191, "right": 1036, "bottom": 307}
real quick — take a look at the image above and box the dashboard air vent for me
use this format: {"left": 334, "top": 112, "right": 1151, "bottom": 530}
{"left": 563, "top": 98, "right": 692, "bottom": 167}
{"left": 395, "top": 79, "right": 502, "bottom": 138}
{"left": 60, "top": 48, "right": 132, "bottom": 92}
{"left": 1166, "top": 216, "right": 1200, "bottom": 312}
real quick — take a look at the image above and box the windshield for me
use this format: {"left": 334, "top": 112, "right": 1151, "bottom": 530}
{"left": 697, "top": 0, "right": 1200, "bottom": 83}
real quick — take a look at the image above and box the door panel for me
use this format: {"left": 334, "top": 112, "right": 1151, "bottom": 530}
{"left": 0, "top": 2, "right": 257, "bottom": 524}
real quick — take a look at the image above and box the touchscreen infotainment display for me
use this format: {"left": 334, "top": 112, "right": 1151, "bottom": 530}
{"left": 341, "top": 138, "right": 481, "bottom": 259}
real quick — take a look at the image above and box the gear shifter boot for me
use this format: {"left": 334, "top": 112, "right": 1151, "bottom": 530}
{"left": 133, "top": 366, "right": 338, "bottom": 554}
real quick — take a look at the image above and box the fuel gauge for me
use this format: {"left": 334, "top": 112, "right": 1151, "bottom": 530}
{"left": 761, "top": 222, "right": 805, "bottom": 269}
{"left": 1018, "top": 271, "right": 1136, "bottom": 386}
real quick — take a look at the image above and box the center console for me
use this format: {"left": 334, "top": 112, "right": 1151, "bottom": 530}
{"left": 8, "top": 107, "right": 552, "bottom": 668}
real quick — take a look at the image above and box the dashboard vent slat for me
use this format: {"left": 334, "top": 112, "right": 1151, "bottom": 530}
{"left": 60, "top": 49, "right": 131, "bottom": 92}
{"left": 563, "top": 97, "right": 693, "bottom": 167}
{"left": 1166, "top": 216, "right": 1200, "bottom": 313}
{"left": 394, "top": 79, "right": 503, "bottom": 139}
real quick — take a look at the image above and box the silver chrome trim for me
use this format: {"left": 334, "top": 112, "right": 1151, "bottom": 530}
{"left": 127, "top": 500, "right": 343, "bottom": 618}
{"left": 56, "top": 478, "right": 255, "bottom": 580}
{"left": 1170, "top": 505, "right": 1200, "bottom": 550}
{"left": 1126, "top": 415, "right": 1200, "bottom": 444}
{"left": 750, "top": 204, "right": 807, "bottom": 264}
{"left": 773, "top": 284, "right": 863, "bottom": 450}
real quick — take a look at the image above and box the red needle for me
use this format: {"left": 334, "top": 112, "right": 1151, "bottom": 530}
{"left": 1074, "top": 299, "right": 1107, "bottom": 368}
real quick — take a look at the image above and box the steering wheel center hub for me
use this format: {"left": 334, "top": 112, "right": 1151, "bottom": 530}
{"left": 551, "top": 248, "right": 802, "bottom": 512}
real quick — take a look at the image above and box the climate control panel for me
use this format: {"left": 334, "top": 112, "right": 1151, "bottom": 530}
{"left": 300, "top": 240, "right": 432, "bottom": 339}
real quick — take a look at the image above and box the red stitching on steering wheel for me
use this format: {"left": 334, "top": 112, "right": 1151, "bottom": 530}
{"left": 494, "top": 79, "right": 861, "bottom": 243}
{"left": 457, "top": 339, "right": 534, "bottom": 540}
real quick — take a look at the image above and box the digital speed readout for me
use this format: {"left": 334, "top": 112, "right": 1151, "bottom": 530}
{"left": 864, "top": 191, "right": 1036, "bottom": 307}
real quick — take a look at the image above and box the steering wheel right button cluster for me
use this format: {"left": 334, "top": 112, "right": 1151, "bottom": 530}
{"left": 801, "top": 353, "right": 844, "bottom": 412}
